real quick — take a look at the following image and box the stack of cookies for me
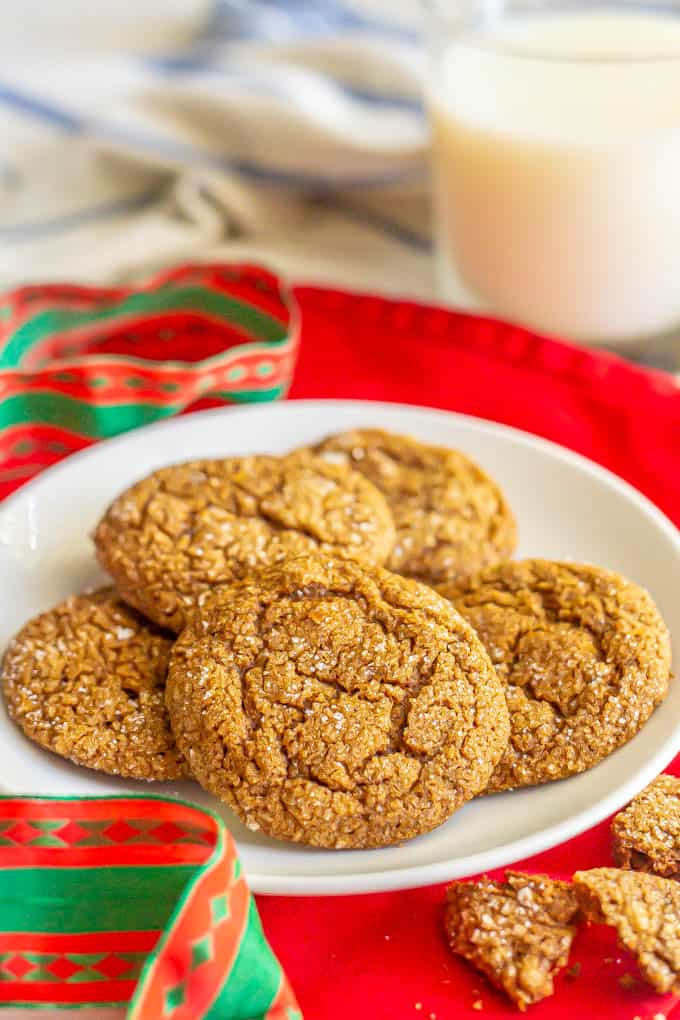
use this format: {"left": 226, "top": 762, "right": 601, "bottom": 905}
{"left": 1, "top": 429, "right": 672, "bottom": 851}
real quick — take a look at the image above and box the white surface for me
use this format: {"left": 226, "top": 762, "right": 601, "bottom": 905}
{"left": 0, "top": 1, "right": 213, "bottom": 53}
{"left": 429, "top": 10, "right": 680, "bottom": 344}
{"left": 0, "top": 400, "right": 678, "bottom": 897}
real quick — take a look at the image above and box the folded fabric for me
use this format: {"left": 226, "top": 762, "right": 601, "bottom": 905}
{"left": 0, "top": 1, "right": 430, "bottom": 298}
{"left": 0, "top": 262, "right": 297, "bottom": 497}
{"left": 0, "top": 795, "right": 300, "bottom": 1019}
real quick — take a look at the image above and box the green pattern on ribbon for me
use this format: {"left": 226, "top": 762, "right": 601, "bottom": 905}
{"left": 0, "top": 287, "right": 287, "bottom": 369}
{"left": 0, "top": 815, "right": 212, "bottom": 848}
{"left": 0, "top": 795, "right": 300, "bottom": 1017}
{"left": 0, "top": 265, "right": 300, "bottom": 1015}
{"left": 222, "top": 386, "right": 285, "bottom": 405}
{"left": 0, "top": 950, "right": 147, "bottom": 983}
{"left": 0, "top": 264, "right": 297, "bottom": 500}
{"left": 190, "top": 934, "right": 214, "bottom": 971}
{"left": 0, "top": 393, "right": 182, "bottom": 436}
{"left": 0, "top": 866, "right": 196, "bottom": 933}
{"left": 0, "top": 386, "right": 287, "bottom": 435}
{"left": 204, "top": 899, "right": 281, "bottom": 1020}
{"left": 164, "top": 982, "right": 186, "bottom": 1014}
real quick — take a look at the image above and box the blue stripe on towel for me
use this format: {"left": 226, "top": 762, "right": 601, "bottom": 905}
{"left": 341, "top": 85, "right": 423, "bottom": 114}
{"left": 0, "top": 83, "right": 84, "bottom": 133}
{"left": 0, "top": 82, "right": 420, "bottom": 191}
{"left": 0, "top": 189, "right": 159, "bottom": 242}
{"left": 145, "top": 58, "right": 424, "bottom": 115}
{"left": 0, "top": 73, "right": 422, "bottom": 194}
{"left": 323, "top": 196, "right": 432, "bottom": 252}
{"left": 205, "top": 0, "right": 419, "bottom": 43}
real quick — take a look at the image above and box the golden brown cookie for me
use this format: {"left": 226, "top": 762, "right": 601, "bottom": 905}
{"left": 93, "top": 450, "right": 395, "bottom": 632}
{"left": 611, "top": 774, "right": 680, "bottom": 880}
{"left": 439, "top": 559, "right": 671, "bottom": 792}
{"left": 574, "top": 867, "right": 680, "bottom": 994}
{"left": 166, "top": 556, "right": 509, "bottom": 849}
{"left": 445, "top": 871, "right": 580, "bottom": 1010}
{"left": 311, "top": 428, "right": 517, "bottom": 585}
{"left": 2, "top": 588, "right": 187, "bottom": 781}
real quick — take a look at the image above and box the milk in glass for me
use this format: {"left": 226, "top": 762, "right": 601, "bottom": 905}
{"left": 429, "top": 11, "right": 680, "bottom": 342}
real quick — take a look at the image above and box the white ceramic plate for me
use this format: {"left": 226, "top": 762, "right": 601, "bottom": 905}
{"left": 0, "top": 400, "right": 678, "bottom": 896}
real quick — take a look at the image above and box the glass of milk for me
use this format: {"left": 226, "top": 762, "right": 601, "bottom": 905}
{"left": 425, "top": 0, "right": 680, "bottom": 345}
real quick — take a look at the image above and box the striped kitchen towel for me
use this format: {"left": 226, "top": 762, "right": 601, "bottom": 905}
{"left": 0, "top": 1, "right": 431, "bottom": 297}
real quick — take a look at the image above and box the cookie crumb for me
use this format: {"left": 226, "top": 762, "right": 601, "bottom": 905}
{"left": 566, "top": 963, "right": 581, "bottom": 980}
{"left": 619, "top": 973, "right": 637, "bottom": 989}
{"left": 472, "top": 1000, "right": 483, "bottom": 1011}
{"left": 445, "top": 871, "right": 579, "bottom": 1009}
{"left": 414, "top": 1003, "right": 422, "bottom": 1011}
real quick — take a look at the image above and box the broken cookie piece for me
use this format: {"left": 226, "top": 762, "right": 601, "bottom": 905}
{"left": 445, "top": 871, "right": 580, "bottom": 1010}
{"left": 612, "top": 774, "right": 680, "bottom": 881}
{"left": 574, "top": 867, "right": 680, "bottom": 995}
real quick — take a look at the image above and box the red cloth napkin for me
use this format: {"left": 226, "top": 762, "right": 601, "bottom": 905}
{"left": 257, "top": 285, "right": 680, "bottom": 1020}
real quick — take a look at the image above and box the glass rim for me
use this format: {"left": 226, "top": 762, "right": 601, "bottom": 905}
{"left": 421, "top": 0, "right": 680, "bottom": 64}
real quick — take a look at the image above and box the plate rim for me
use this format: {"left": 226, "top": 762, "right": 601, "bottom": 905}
{"left": 1, "top": 398, "right": 678, "bottom": 896}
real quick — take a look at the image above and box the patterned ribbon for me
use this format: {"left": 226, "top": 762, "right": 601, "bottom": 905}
{"left": 0, "top": 262, "right": 298, "bottom": 497}
{"left": 0, "top": 264, "right": 301, "bottom": 1014}
{"left": 0, "top": 796, "right": 300, "bottom": 1018}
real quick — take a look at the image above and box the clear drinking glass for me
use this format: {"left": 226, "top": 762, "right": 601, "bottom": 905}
{"left": 423, "top": 0, "right": 680, "bottom": 346}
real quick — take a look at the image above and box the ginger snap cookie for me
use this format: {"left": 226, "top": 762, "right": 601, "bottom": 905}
{"left": 2, "top": 588, "right": 187, "bottom": 781}
{"left": 611, "top": 774, "right": 680, "bottom": 880}
{"left": 93, "top": 450, "right": 395, "bottom": 633}
{"left": 166, "top": 556, "right": 509, "bottom": 849}
{"left": 439, "top": 559, "right": 671, "bottom": 792}
{"left": 574, "top": 867, "right": 680, "bottom": 994}
{"left": 445, "top": 871, "right": 580, "bottom": 1010}
{"left": 311, "top": 428, "right": 517, "bottom": 585}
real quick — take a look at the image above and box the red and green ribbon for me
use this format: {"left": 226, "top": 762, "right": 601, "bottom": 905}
{"left": 0, "top": 263, "right": 301, "bottom": 1014}
{"left": 0, "top": 262, "right": 298, "bottom": 497}
{"left": 0, "top": 796, "right": 300, "bottom": 1018}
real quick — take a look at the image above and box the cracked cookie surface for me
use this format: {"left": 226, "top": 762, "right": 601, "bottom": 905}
{"left": 311, "top": 428, "right": 517, "bottom": 585}
{"left": 166, "top": 556, "right": 509, "bottom": 848}
{"left": 612, "top": 774, "right": 680, "bottom": 880}
{"left": 439, "top": 559, "right": 671, "bottom": 792}
{"left": 94, "top": 450, "right": 395, "bottom": 632}
{"left": 445, "top": 871, "right": 579, "bottom": 1010}
{"left": 2, "top": 588, "right": 186, "bottom": 780}
{"left": 574, "top": 867, "right": 680, "bottom": 994}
